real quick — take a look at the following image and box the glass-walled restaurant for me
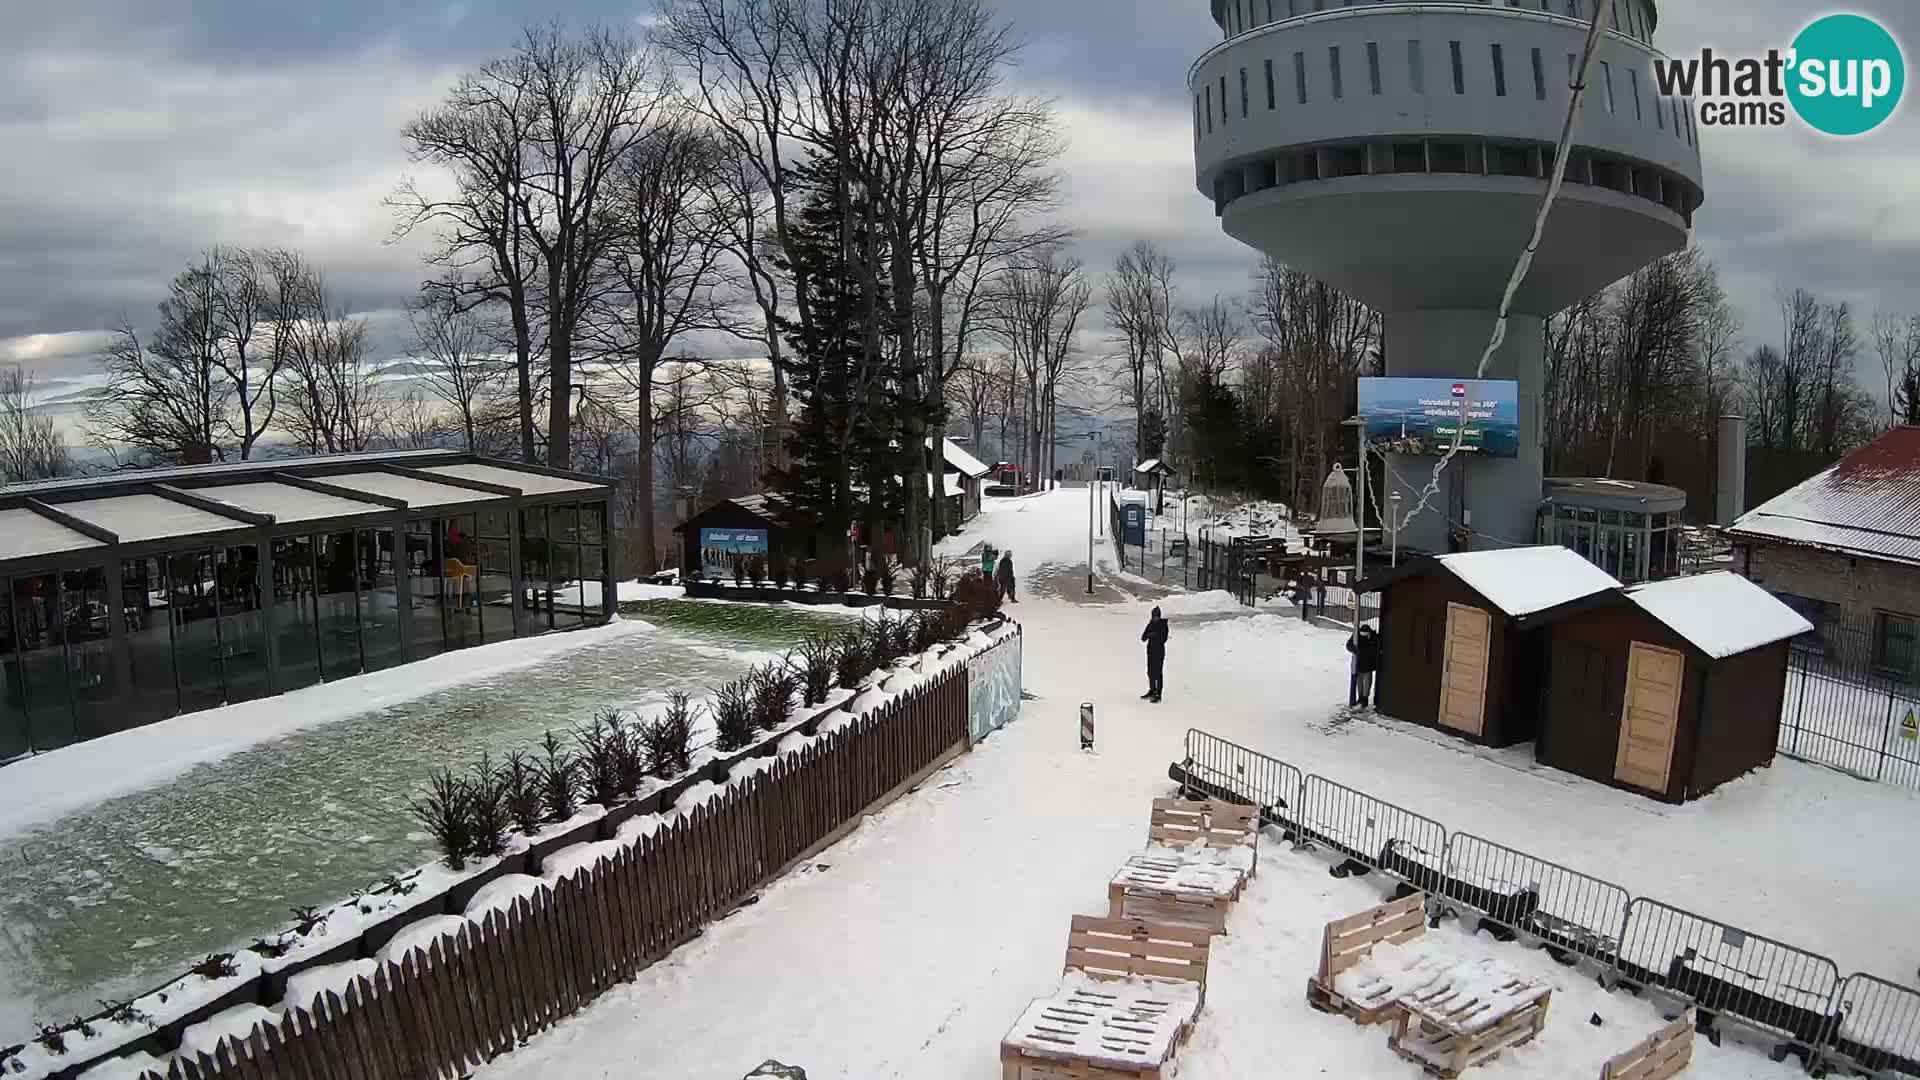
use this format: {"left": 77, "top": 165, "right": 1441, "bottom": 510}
{"left": 0, "top": 452, "right": 614, "bottom": 759}
{"left": 1536, "top": 477, "right": 1689, "bottom": 585}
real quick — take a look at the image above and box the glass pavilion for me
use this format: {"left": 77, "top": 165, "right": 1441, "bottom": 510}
{"left": 1536, "top": 477, "right": 1688, "bottom": 584}
{"left": 0, "top": 451, "right": 615, "bottom": 758}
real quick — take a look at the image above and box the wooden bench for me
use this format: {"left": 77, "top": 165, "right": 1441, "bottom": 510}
{"left": 1000, "top": 916, "right": 1213, "bottom": 1080}
{"left": 1306, "top": 891, "right": 1431, "bottom": 1024}
{"left": 1386, "top": 961, "right": 1552, "bottom": 1077}
{"left": 1600, "top": 1008, "right": 1696, "bottom": 1080}
{"left": 1146, "top": 799, "right": 1258, "bottom": 882}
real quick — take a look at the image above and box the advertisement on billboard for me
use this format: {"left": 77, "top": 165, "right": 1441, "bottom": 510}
{"left": 698, "top": 528, "right": 769, "bottom": 579}
{"left": 1357, "top": 377, "right": 1520, "bottom": 459}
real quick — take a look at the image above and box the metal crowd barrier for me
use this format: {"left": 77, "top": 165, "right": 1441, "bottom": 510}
{"left": 1614, "top": 897, "right": 1843, "bottom": 1065}
{"left": 1441, "top": 832, "right": 1630, "bottom": 965}
{"left": 1294, "top": 773, "right": 1449, "bottom": 884}
{"left": 1177, "top": 728, "right": 1920, "bottom": 1076}
{"left": 1826, "top": 973, "right": 1920, "bottom": 1077}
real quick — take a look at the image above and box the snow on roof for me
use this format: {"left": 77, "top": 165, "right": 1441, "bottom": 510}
{"left": 1624, "top": 572, "right": 1814, "bottom": 659}
{"left": 422, "top": 462, "right": 605, "bottom": 495}
{"left": 196, "top": 481, "right": 388, "bottom": 523}
{"left": 324, "top": 470, "right": 504, "bottom": 509}
{"left": 937, "top": 438, "right": 991, "bottom": 477}
{"left": 1729, "top": 426, "right": 1920, "bottom": 566}
{"left": 944, "top": 473, "right": 964, "bottom": 497}
{"left": 0, "top": 506, "right": 103, "bottom": 561}
{"left": 61, "top": 493, "right": 251, "bottom": 543}
{"left": 1436, "top": 545, "right": 1621, "bottom": 617}
{"left": 1135, "top": 458, "right": 1161, "bottom": 473}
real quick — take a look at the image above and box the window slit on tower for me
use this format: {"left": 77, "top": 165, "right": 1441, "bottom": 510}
{"left": 1265, "top": 58, "right": 1276, "bottom": 109}
{"left": 1491, "top": 43, "right": 1506, "bottom": 96}
{"left": 1629, "top": 68, "right": 1642, "bottom": 120}
{"left": 1408, "top": 40, "right": 1425, "bottom": 93}
{"left": 1449, "top": 40, "right": 1464, "bottom": 95}
{"left": 1600, "top": 61, "right": 1614, "bottom": 113}
{"left": 1294, "top": 51, "right": 1308, "bottom": 104}
{"left": 1329, "top": 45, "right": 1343, "bottom": 99}
{"left": 1240, "top": 67, "right": 1250, "bottom": 118}
{"left": 1220, "top": 74, "right": 1229, "bottom": 124}
{"left": 1367, "top": 42, "right": 1382, "bottom": 95}
{"left": 1531, "top": 48, "right": 1546, "bottom": 100}
{"left": 1205, "top": 83, "right": 1213, "bottom": 132}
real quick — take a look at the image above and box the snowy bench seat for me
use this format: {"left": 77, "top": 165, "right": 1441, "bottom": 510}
{"left": 1000, "top": 915, "right": 1214, "bottom": 1080}
{"left": 1307, "top": 891, "right": 1437, "bottom": 1024}
{"left": 1108, "top": 854, "right": 1243, "bottom": 934}
{"left": 1386, "top": 958, "right": 1553, "bottom": 1076}
{"left": 1145, "top": 798, "right": 1259, "bottom": 873}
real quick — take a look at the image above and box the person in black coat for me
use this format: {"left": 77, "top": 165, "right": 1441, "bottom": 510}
{"left": 1346, "top": 623, "right": 1381, "bottom": 708}
{"left": 1140, "top": 606, "right": 1169, "bottom": 702}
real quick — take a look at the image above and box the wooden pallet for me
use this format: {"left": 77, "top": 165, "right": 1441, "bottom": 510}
{"left": 1001, "top": 917, "right": 1213, "bottom": 1080}
{"left": 1108, "top": 856, "right": 1240, "bottom": 935}
{"left": 1386, "top": 985, "right": 1551, "bottom": 1078}
{"left": 1600, "top": 1008, "right": 1696, "bottom": 1080}
{"left": 1145, "top": 799, "right": 1259, "bottom": 877}
{"left": 1305, "top": 891, "right": 1428, "bottom": 1025}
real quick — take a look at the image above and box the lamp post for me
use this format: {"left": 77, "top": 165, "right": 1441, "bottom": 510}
{"left": 1390, "top": 490, "right": 1402, "bottom": 567}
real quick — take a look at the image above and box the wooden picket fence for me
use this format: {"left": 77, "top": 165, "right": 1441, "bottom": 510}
{"left": 136, "top": 664, "right": 970, "bottom": 1080}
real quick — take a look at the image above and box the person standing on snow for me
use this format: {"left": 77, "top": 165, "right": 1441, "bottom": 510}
{"left": 1346, "top": 623, "right": 1381, "bottom": 708}
{"left": 994, "top": 549, "right": 1017, "bottom": 603}
{"left": 1141, "top": 606, "right": 1169, "bottom": 702}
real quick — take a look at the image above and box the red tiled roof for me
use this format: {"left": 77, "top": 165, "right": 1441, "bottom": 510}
{"left": 1728, "top": 426, "right": 1920, "bottom": 566}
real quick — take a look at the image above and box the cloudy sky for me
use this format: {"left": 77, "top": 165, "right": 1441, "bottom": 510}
{"left": 2, "top": 0, "right": 1917, "bottom": 410}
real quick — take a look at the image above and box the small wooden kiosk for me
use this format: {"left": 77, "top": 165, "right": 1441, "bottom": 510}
{"left": 1357, "top": 547, "right": 1621, "bottom": 748}
{"left": 1519, "top": 571, "right": 1812, "bottom": 802}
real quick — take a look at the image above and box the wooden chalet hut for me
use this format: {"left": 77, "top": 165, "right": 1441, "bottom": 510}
{"left": 1357, "top": 546, "right": 1621, "bottom": 747}
{"left": 1518, "top": 571, "right": 1812, "bottom": 802}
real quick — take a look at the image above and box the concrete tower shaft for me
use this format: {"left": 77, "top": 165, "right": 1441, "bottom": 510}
{"left": 1189, "top": 0, "right": 1705, "bottom": 550}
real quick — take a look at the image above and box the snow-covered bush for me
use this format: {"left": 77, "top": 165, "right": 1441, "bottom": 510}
{"left": 410, "top": 768, "right": 475, "bottom": 870}
{"left": 575, "top": 711, "right": 643, "bottom": 808}
{"left": 642, "top": 692, "right": 697, "bottom": 778}
{"left": 713, "top": 678, "right": 758, "bottom": 751}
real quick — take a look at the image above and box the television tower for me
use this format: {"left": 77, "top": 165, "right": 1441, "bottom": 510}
{"left": 1191, "top": 0, "right": 1704, "bottom": 550}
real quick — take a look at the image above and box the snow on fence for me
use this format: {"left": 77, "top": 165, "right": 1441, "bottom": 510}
{"left": 1613, "top": 897, "right": 1844, "bottom": 1060}
{"left": 66, "top": 657, "right": 976, "bottom": 1080}
{"left": 1175, "top": 727, "right": 1920, "bottom": 1076}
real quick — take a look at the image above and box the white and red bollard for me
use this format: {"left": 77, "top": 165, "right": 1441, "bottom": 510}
{"left": 1080, "top": 703, "right": 1095, "bottom": 751}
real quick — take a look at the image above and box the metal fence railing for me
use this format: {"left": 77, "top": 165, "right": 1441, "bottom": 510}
{"left": 1779, "top": 612, "right": 1920, "bottom": 791}
{"left": 1441, "top": 833, "right": 1630, "bottom": 965}
{"left": 1828, "top": 973, "right": 1920, "bottom": 1076}
{"left": 1615, "top": 898, "right": 1843, "bottom": 1063}
{"left": 1173, "top": 727, "right": 1920, "bottom": 1076}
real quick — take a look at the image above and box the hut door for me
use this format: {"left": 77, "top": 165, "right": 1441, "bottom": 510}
{"left": 1438, "top": 602, "right": 1491, "bottom": 736}
{"left": 1615, "top": 642, "right": 1683, "bottom": 793}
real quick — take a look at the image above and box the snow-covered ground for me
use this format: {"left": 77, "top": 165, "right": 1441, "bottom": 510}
{"left": 465, "top": 488, "right": 1918, "bottom": 1078}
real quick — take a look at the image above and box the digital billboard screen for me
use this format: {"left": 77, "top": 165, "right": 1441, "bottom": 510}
{"left": 1357, "top": 377, "right": 1520, "bottom": 459}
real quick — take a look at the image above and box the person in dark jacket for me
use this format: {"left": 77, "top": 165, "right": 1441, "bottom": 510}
{"left": 1141, "top": 606, "right": 1169, "bottom": 702}
{"left": 1346, "top": 623, "right": 1381, "bottom": 708}
{"left": 994, "top": 549, "right": 1017, "bottom": 603}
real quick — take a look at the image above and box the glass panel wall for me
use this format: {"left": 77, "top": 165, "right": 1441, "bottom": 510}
{"left": 167, "top": 552, "right": 227, "bottom": 713}
{"left": 520, "top": 506, "right": 551, "bottom": 633}
{"left": 122, "top": 557, "right": 178, "bottom": 729}
{"left": 404, "top": 520, "right": 445, "bottom": 661}
{"left": 271, "top": 537, "right": 321, "bottom": 693}
{"left": 475, "top": 507, "right": 513, "bottom": 636}
{"left": 442, "top": 514, "right": 482, "bottom": 648}
{"left": 582, "top": 501, "right": 607, "bottom": 620}
{"left": 16, "top": 573, "right": 74, "bottom": 750}
{"left": 315, "top": 530, "right": 363, "bottom": 678}
{"left": 218, "top": 544, "right": 269, "bottom": 705}
{"left": 0, "top": 581, "right": 28, "bottom": 759}
{"left": 63, "top": 567, "right": 115, "bottom": 739}
{"left": 549, "top": 504, "right": 584, "bottom": 630}
{"left": 361, "top": 527, "right": 404, "bottom": 671}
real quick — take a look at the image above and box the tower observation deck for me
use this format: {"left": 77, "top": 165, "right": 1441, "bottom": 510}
{"left": 1191, "top": 0, "right": 1704, "bottom": 551}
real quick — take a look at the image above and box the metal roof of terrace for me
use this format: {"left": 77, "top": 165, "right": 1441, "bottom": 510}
{"left": 0, "top": 450, "right": 614, "bottom": 571}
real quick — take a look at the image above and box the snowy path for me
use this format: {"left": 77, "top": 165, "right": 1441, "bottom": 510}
{"left": 473, "top": 489, "right": 1915, "bottom": 1079}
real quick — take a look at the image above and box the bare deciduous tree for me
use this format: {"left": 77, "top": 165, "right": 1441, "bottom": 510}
{"left": 0, "top": 365, "right": 70, "bottom": 482}
{"left": 1106, "top": 240, "right": 1177, "bottom": 458}
{"left": 990, "top": 245, "right": 1091, "bottom": 486}
{"left": 90, "top": 263, "right": 229, "bottom": 464}
{"left": 410, "top": 282, "right": 509, "bottom": 451}
{"left": 1873, "top": 311, "right": 1920, "bottom": 427}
